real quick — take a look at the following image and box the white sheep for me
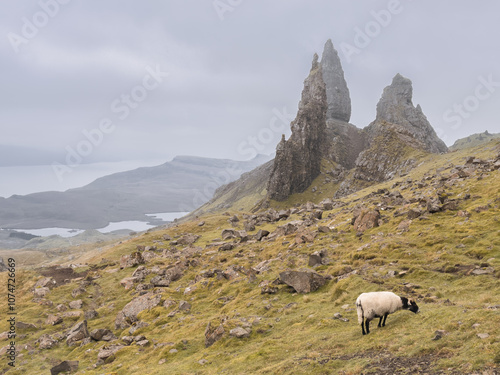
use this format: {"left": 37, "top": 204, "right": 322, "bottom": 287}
{"left": 356, "top": 291, "right": 419, "bottom": 335}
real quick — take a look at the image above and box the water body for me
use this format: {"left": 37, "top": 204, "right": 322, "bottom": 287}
{"left": 15, "top": 211, "right": 190, "bottom": 238}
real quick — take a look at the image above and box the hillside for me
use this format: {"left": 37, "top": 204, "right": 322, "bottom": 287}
{"left": 1, "top": 140, "right": 498, "bottom": 374}
{"left": 450, "top": 131, "right": 500, "bottom": 152}
{"left": 0, "top": 155, "right": 270, "bottom": 230}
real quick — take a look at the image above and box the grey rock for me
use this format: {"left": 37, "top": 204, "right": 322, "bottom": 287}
{"left": 205, "top": 321, "right": 225, "bottom": 347}
{"left": 373, "top": 74, "right": 448, "bottom": 154}
{"left": 268, "top": 49, "right": 328, "bottom": 201}
{"left": 120, "top": 252, "right": 145, "bottom": 269}
{"left": 39, "top": 334, "right": 58, "bottom": 350}
{"left": 279, "top": 269, "right": 327, "bottom": 293}
{"left": 69, "top": 300, "right": 83, "bottom": 309}
{"left": 97, "top": 345, "right": 123, "bottom": 363}
{"left": 115, "top": 292, "right": 162, "bottom": 328}
{"left": 50, "top": 360, "right": 79, "bottom": 375}
{"left": 321, "top": 39, "right": 351, "bottom": 122}
{"left": 90, "top": 328, "right": 117, "bottom": 342}
{"left": 229, "top": 327, "right": 251, "bottom": 338}
{"left": 66, "top": 320, "right": 90, "bottom": 346}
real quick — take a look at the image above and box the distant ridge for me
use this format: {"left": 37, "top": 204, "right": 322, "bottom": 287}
{"left": 0, "top": 154, "right": 271, "bottom": 230}
{"left": 450, "top": 131, "right": 500, "bottom": 151}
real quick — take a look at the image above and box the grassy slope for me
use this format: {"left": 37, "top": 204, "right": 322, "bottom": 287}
{"left": 0, "top": 141, "right": 499, "bottom": 374}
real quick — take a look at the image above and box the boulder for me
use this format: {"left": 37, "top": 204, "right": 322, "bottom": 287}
{"left": 90, "top": 328, "right": 117, "bottom": 342}
{"left": 308, "top": 249, "right": 327, "bottom": 267}
{"left": 205, "top": 322, "right": 225, "bottom": 348}
{"left": 39, "top": 334, "right": 58, "bottom": 350}
{"left": 353, "top": 209, "right": 380, "bottom": 232}
{"left": 69, "top": 300, "right": 83, "bottom": 309}
{"left": 279, "top": 269, "right": 327, "bottom": 293}
{"left": 50, "top": 360, "right": 79, "bottom": 375}
{"left": 120, "top": 252, "right": 145, "bottom": 269}
{"left": 46, "top": 315, "right": 63, "bottom": 326}
{"left": 222, "top": 229, "right": 237, "bottom": 240}
{"left": 229, "top": 327, "right": 251, "bottom": 339}
{"left": 117, "top": 292, "right": 162, "bottom": 327}
{"left": 120, "top": 277, "right": 140, "bottom": 290}
{"left": 97, "top": 345, "right": 123, "bottom": 364}
{"left": 178, "top": 233, "right": 200, "bottom": 246}
{"left": 66, "top": 320, "right": 90, "bottom": 346}
{"left": 255, "top": 229, "right": 270, "bottom": 241}
{"left": 33, "top": 287, "right": 50, "bottom": 298}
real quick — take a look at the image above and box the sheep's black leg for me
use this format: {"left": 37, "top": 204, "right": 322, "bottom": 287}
{"left": 381, "top": 314, "right": 388, "bottom": 327}
{"left": 365, "top": 320, "right": 370, "bottom": 334}
{"left": 361, "top": 320, "right": 366, "bottom": 335}
{"left": 378, "top": 316, "right": 383, "bottom": 327}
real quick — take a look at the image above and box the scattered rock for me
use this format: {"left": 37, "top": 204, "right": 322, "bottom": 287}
{"left": 16, "top": 321, "right": 37, "bottom": 330}
{"left": 432, "top": 330, "right": 448, "bottom": 340}
{"left": 38, "top": 334, "right": 58, "bottom": 350}
{"left": 178, "top": 233, "right": 201, "bottom": 246}
{"left": 279, "top": 269, "right": 327, "bottom": 293}
{"left": 120, "top": 252, "right": 145, "bottom": 269}
{"left": 179, "top": 301, "right": 191, "bottom": 311}
{"left": 90, "top": 328, "right": 117, "bottom": 342}
{"left": 50, "top": 360, "right": 79, "bottom": 375}
{"left": 219, "top": 243, "right": 235, "bottom": 251}
{"left": 477, "top": 333, "right": 490, "bottom": 339}
{"left": 116, "top": 292, "right": 162, "bottom": 328}
{"left": 97, "top": 345, "right": 123, "bottom": 364}
{"left": 352, "top": 208, "right": 380, "bottom": 233}
{"left": 69, "top": 300, "right": 83, "bottom": 309}
{"left": 46, "top": 315, "right": 63, "bottom": 326}
{"left": 308, "top": 249, "right": 328, "bottom": 267}
{"left": 255, "top": 229, "right": 270, "bottom": 241}
{"left": 33, "top": 287, "right": 50, "bottom": 298}
{"left": 66, "top": 320, "right": 90, "bottom": 346}
{"left": 205, "top": 321, "right": 225, "bottom": 347}
{"left": 229, "top": 327, "right": 251, "bottom": 338}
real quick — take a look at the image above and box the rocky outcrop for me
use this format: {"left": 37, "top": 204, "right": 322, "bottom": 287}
{"left": 321, "top": 39, "right": 351, "bottom": 122}
{"left": 335, "top": 74, "right": 448, "bottom": 198}
{"left": 267, "top": 53, "right": 328, "bottom": 201}
{"left": 369, "top": 74, "right": 448, "bottom": 154}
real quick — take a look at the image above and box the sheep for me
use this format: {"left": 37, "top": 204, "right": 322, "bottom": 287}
{"left": 356, "top": 291, "right": 419, "bottom": 335}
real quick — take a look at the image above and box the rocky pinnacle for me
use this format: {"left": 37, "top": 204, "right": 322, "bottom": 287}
{"left": 374, "top": 73, "right": 448, "bottom": 154}
{"left": 321, "top": 39, "right": 351, "bottom": 122}
{"left": 267, "top": 53, "right": 328, "bottom": 201}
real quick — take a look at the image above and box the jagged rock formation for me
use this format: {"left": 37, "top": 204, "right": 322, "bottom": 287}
{"left": 321, "top": 39, "right": 351, "bottom": 122}
{"left": 335, "top": 74, "right": 449, "bottom": 197}
{"left": 267, "top": 53, "right": 328, "bottom": 201}
{"left": 369, "top": 74, "right": 448, "bottom": 154}
{"left": 197, "top": 41, "right": 450, "bottom": 208}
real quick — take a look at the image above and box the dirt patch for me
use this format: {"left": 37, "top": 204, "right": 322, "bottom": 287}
{"left": 296, "top": 350, "right": 487, "bottom": 374}
{"left": 38, "top": 266, "right": 88, "bottom": 286}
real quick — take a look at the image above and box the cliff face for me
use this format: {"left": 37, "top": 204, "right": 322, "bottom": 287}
{"left": 267, "top": 54, "right": 327, "bottom": 201}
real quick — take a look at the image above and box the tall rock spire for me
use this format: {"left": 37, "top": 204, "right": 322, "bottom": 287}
{"left": 320, "top": 39, "right": 351, "bottom": 122}
{"left": 267, "top": 53, "right": 328, "bottom": 201}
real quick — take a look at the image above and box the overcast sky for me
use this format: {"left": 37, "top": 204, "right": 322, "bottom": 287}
{"left": 1, "top": 1, "right": 499, "bottom": 193}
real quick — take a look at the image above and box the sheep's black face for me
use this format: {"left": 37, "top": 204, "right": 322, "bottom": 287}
{"left": 408, "top": 300, "right": 419, "bottom": 314}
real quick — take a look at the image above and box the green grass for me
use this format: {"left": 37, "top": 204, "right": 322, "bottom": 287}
{"left": 0, "top": 141, "right": 499, "bottom": 374}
